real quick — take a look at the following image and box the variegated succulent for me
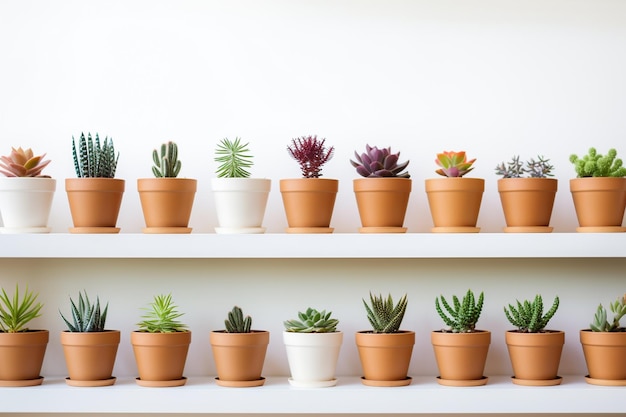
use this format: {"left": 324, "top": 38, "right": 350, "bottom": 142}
{"left": 0, "top": 147, "right": 51, "bottom": 177}
{"left": 435, "top": 151, "right": 476, "bottom": 177}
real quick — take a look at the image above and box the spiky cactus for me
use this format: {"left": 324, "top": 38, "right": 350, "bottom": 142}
{"left": 287, "top": 135, "right": 334, "bottom": 178}
{"left": 225, "top": 306, "right": 252, "bottom": 333}
{"left": 0, "top": 147, "right": 51, "bottom": 177}
{"left": 152, "top": 141, "right": 181, "bottom": 178}
{"left": 590, "top": 294, "right": 626, "bottom": 332}
{"left": 60, "top": 291, "right": 108, "bottom": 332}
{"left": 570, "top": 148, "right": 626, "bottom": 178}
{"left": 350, "top": 145, "right": 410, "bottom": 178}
{"left": 436, "top": 289, "right": 484, "bottom": 333}
{"left": 363, "top": 292, "right": 408, "bottom": 333}
{"left": 215, "top": 137, "right": 253, "bottom": 178}
{"left": 504, "top": 295, "right": 559, "bottom": 333}
{"left": 435, "top": 151, "right": 475, "bottom": 177}
{"left": 72, "top": 132, "right": 119, "bottom": 178}
{"left": 284, "top": 307, "right": 338, "bottom": 333}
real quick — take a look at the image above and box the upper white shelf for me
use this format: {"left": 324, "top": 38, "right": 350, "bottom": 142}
{"left": 0, "top": 233, "right": 624, "bottom": 259}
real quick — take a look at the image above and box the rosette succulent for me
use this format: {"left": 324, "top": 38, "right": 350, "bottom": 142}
{"left": 0, "top": 147, "right": 51, "bottom": 178}
{"left": 435, "top": 151, "right": 475, "bottom": 177}
{"left": 350, "top": 145, "right": 410, "bottom": 178}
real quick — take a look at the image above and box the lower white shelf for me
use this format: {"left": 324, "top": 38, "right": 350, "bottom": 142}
{"left": 2, "top": 375, "right": 624, "bottom": 414}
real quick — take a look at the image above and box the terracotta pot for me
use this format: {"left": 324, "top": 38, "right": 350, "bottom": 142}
{"left": 131, "top": 330, "right": 191, "bottom": 387}
{"left": 425, "top": 178, "right": 484, "bottom": 233}
{"left": 497, "top": 178, "right": 558, "bottom": 233}
{"left": 137, "top": 178, "right": 197, "bottom": 233}
{"left": 353, "top": 178, "right": 412, "bottom": 233}
{"left": 355, "top": 330, "right": 415, "bottom": 386}
{"left": 570, "top": 177, "right": 626, "bottom": 232}
{"left": 210, "top": 330, "right": 269, "bottom": 387}
{"left": 283, "top": 331, "right": 343, "bottom": 387}
{"left": 211, "top": 178, "right": 271, "bottom": 234}
{"left": 0, "top": 178, "right": 56, "bottom": 233}
{"left": 279, "top": 178, "right": 338, "bottom": 233}
{"left": 60, "top": 330, "right": 120, "bottom": 386}
{"left": 431, "top": 330, "right": 491, "bottom": 386}
{"left": 0, "top": 330, "right": 48, "bottom": 386}
{"left": 580, "top": 329, "right": 626, "bottom": 385}
{"left": 505, "top": 330, "right": 564, "bottom": 385}
{"left": 65, "top": 178, "right": 125, "bottom": 233}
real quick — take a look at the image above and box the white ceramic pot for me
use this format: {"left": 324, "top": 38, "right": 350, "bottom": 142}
{"left": 283, "top": 331, "right": 343, "bottom": 388}
{"left": 0, "top": 177, "right": 56, "bottom": 233}
{"left": 211, "top": 178, "right": 271, "bottom": 234}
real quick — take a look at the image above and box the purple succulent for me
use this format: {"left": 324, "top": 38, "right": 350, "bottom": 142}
{"left": 350, "top": 145, "right": 410, "bottom": 178}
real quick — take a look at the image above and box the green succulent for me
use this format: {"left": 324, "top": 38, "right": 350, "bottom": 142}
{"left": 0, "top": 284, "right": 43, "bottom": 333}
{"left": 284, "top": 307, "right": 338, "bottom": 333}
{"left": 436, "top": 289, "right": 484, "bottom": 333}
{"left": 72, "top": 132, "right": 119, "bottom": 178}
{"left": 569, "top": 148, "right": 626, "bottom": 178}
{"left": 137, "top": 294, "right": 188, "bottom": 333}
{"left": 225, "top": 306, "right": 251, "bottom": 333}
{"left": 152, "top": 141, "right": 181, "bottom": 178}
{"left": 363, "top": 292, "right": 407, "bottom": 333}
{"left": 215, "top": 137, "right": 253, "bottom": 178}
{"left": 60, "top": 290, "right": 108, "bottom": 332}
{"left": 590, "top": 295, "right": 626, "bottom": 332}
{"left": 504, "top": 295, "right": 559, "bottom": 333}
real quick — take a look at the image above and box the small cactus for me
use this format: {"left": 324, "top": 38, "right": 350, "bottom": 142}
{"left": 504, "top": 295, "right": 559, "bottom": 333}
{"left": 284, "top": 307, "right": 338, "bottom": 333}
{"left": 0, "top": 147, "right": 51, "bottom": 178}
{"left": 363, "top": 292, "right": 408, "bottom": 333}
{"left": 569, "top": 148, "right": 626, "bottom": 178}
{"left": 152, "top": 141, "right": 181, "bottom": 178}
{"left": 225, "top": 306, "right": 252, "bottom": 333}
{"left": 436, "top": 289, "right": 484, "bottom": 333}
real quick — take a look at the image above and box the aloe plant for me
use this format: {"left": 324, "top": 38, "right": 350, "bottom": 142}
{"left": 71, "top": 132, "right": 119, "bottom": 178}
{"left": 435, "top": 151, "right": 476, "bottom": 177}
{"left": 60, "top": 291, "right": 108, "bottom": 332}
{"left": 0, "top": 147, "right": 51, "bottom": 178}
{"left": 284, "top": 307, "right": 338, "bottom": 333}
{"left": 504, "top": 295, "right": 559, "bottom": 333}
{"left": 224, "top": 306, "right": 252, "bottom": 333}
{"left": 0, "top": 284, "right": 43, "bottom": 333}
{"left": 363, "top": 292, "right": 408, "bottom": 333}
{"left": 436, "top": 289, "right": 484, "bottom": 333}
{"left": 350, "top": 145, "right": 410, "bottom": 178}
{"left": 137, "top": 294, "right": 188, "bottom": 333}
{"left": 215, "top": 137, "right": 253, "bottom": 178}
{"left": 152, "top": 141, "right": 181, "bottom": 178}
{"left": 590, "top": 294, "right": 626, "bottom": 332}
{"left": 570, "top": 148, "right": 626, "bottom": 178}
{"left": 287, "top": 135, "right": 334, "bottom": 178}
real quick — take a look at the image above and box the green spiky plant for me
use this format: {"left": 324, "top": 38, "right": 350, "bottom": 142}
{"left": 590, "top": 294, "right": 626, "bottom": 332}
{"left": 436, "top": 289, "right": 484, "bottom": 333}
{"left": 284, "top": 307, "right": 338, "bottom": 333}
{"left": 363, "top": 292, "right": 408, "bottom": 334}
{"left": 152, "top": 141, "right": 181, "bottom": 178}
{"left": 137, "top": 294, "right": 188, "bottom": 333}
{"left": 59, "top": 291, "right": 108, "bottom": 332}
{"left": 225, "top": 306, "right": 251, "bottom": 333}
{"left": 71, "top": 132, "right": 119, "bottom": 178}
{"left": 215, "top": 137, "right": 253, "bottom": 178}
{"left": 504, "top": 295, "right": 559, "bottom": 333}
{"left": 570, "top": 148, "right": 626, "bottom": 178}
{"left": 0, "top": 284, "right": 43, "bottom": 333}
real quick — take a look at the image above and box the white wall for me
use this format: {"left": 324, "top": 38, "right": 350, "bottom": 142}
{"left": 1, "top": 0, "right": 625, "bottom": 233}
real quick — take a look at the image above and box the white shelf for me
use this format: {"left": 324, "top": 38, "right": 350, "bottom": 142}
{"left": 2, "top": 376, "right": 623, "bottom": 414}
{"left": 1, "top": 232, "right": 624, "bottom": 259}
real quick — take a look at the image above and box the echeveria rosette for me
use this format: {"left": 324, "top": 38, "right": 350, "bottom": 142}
{"left": 350, "top": 144, "right": 410, "bottom": 178}
{"left": 435, "top": 151, "right": 476, "bottom": 177}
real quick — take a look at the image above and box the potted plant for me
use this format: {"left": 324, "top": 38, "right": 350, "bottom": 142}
{"left": 431, "top": 289, "right": 490, "bottom": 386}
{"left": 350, "top": 145, "right": 411, "bottom": 233}
{"left": 425, "top": 151, "right": 484, "bottom": 232}
{"left": 131, "top": 293, "right": 191, "bottom": 387}
{"left": 210, "top": 306, "right": 269, "bottom": 387}
{"left": 355, "top": 293, "right": 414, "bottom": 386}
{"left": 65, "top": 132, "right": 124, "bottom": 233}
{"left": 495, "top": 155, "right": 558, "bottom": 232}
{"left": 211, "top": 138, "right": 271, "bottom": 234}
{"left": 569, "top": 148, "right": 626, "bottom": 232}
{"left": 0, "top": 147, "right": 55, "bottom": 233}
{"left": 283, "top": 307, "right": 342, "bottom": 387}
{"left": 0, "top": 284, "right": 47, "bottom": 387}
{"left": 280, "top": 135, "right": 337, "bottom": 233}
{"left": 580, "top": 294, "right": 626, "bottom": 385}
{"left": 59, "top": 291, "right": 120, "bottom": 387}
{"left": 503, "top": 294, "right": 563, "bottom": 386}
{"left": 137, "top": 141, "right": 197, "bottom": 233}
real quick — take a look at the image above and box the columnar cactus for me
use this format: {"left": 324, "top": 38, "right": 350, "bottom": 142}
{"left": 72, "top": 132, "right": 119, "bottom": 178}
{"left": 225, "top": 306, "right": 252, "bottom": 333}
{"left": 152, "top": 141, "right": 181, "bottom": 178}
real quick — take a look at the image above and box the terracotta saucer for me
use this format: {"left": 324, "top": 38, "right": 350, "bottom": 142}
{"left": 135, "top": 377, "right": 187, "bottom": 387}
{"left": 358, "top": 227, "right": 407, "bottom": 234}
{"left": 285, "top": 227, "right": 334, "bottom": 234}
{"left": 503, "top": 226, "right": 553, "bottom": 233}
{"left": 215, "top": 227, "right": 266, "bottom": 234}
{"left": 576, "top": 226, "right": 626, "bottom": 233}
{"left": 360, "top": 376, "right": 412, "bottom": 387}
{"left": 511, "top": 376, "right": 562, "bottom": 386}
{"left": 0, "top": 376, "right": 44, "bottom": 387}
{"left": 436, "top": 376, "right": 488, "bottom": 386}
{"left": 431, "top": 227, "right": 480, "bottom": 233}
{"left": 584, "top": 375, "right": 626, "bottom": 386}
{"left": 69, "top": 227, "right": 121, "bottom": 234}
{"left": 288, "top": 378, "right": 337, "bottom": 388}
{"left": 65, "top": 376, "right": 116, "bottom": 387}
{"left": 215, "top": 377, "right": 265, "bottom": 387}
{"left": 142, "top": 227, "right": 192, "bottom": 234}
